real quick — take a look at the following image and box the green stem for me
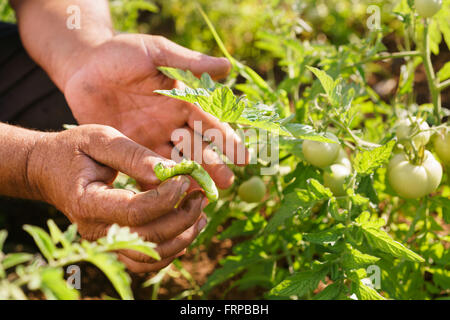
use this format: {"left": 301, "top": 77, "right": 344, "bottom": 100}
{"left": 346, "top": 51, "right": 421, "bottom": 70}
{"left": 330, "top": 119, "right": 381, "bottom": 149}
{"left": 437, "top": 79, "right": 450, "bottom": 91}
{"left": 421, "top": 21, "right": 441, "bottom": 124}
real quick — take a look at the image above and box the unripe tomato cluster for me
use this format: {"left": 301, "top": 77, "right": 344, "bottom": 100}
{"left": 302, "top": 134, "right": 352, "bottom": 197}
{"left": 300, "top": 121, "right": 448, "bottom": 200}
{"left": 388, "top": 150, "right": 442, "bottom": 199}
{"left": 302, "top": 133, "right": 340, "bottom": 168}
{"left": 389, "top": 118, "right": 447, "bottom": 199}
{"left": 395, "top": 117, "right": 430, "bottom": 148}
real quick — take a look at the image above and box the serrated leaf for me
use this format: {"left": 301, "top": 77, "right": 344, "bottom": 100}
{"left": 342, "top": 245, "right": 380, "bottom": 270}
{"left": 357, "top": 175, "right": 379, "bottom": 204}
{"left": 155, "top": 87, "right": 244, "bottom": 123}
{"left": 157, "top": 67, "right": 217, "bottom": 90}
{"left": 355, "top": 211, "right": 385, "bottom": 228}
{"left": 237, "top": 102, "right": 290, "bottom": 135}
{"left": 353, "top": 281, "right": 385, "bottom": 300}
{"left": 361, "top": 226, "right": 424, "bottom": 262}
{"left": 265, "top": 192, "right": 303, "bottom": 233}
{"left": 308, "top": 178, "right": 333, "bottom": 199}
{"left": 270, "top": 270, "right": 327, "bottom": 297}
{"left": 201, "top": 255, "right": 262, "bottom": 293}
{"left": 303, "top": 225, "right": 345, "bottom": 245}
{"left": 313, "top": 283, "right": 341, "bottom": 300}
{"left": 306, "top": 66, "right": 339, "bottom": 105}
{"left": 354, "top": 140, "right": 395, "bottom": 175}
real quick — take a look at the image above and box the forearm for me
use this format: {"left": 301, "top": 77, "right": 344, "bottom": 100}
{"left": 10, "top": 0, "right": 114, "bottom": 91}
{"left": 0, "top": 123, "right": 46, "bottom": 200}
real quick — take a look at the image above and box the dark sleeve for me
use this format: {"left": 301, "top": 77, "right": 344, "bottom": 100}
{"left": 0, "top": 22, "right": 77, "bottom": 131}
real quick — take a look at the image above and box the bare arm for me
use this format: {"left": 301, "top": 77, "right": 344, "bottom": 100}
{"left": 10, "top": 0, "right": 114, "bottom": 90}
{"left": 9, "top": 0, "right": 247, "bottom": 189}
{"left": 0, "top": 123, "right": 45, "bottom": 199}
{"left": 0, "top": 122, "right": 207, "bottom": 272}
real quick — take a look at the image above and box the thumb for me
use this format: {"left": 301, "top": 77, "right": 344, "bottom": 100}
{"left": 80, "top": 125, "right": 175, "bottom": 186}
{"left": 146, "top": 35, "right": 231, "bottom": 79}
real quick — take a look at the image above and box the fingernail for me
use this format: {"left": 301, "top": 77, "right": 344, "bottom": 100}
{"left": 201, "top": 198, "right": 209, "bottom": 211}
{"left": 180, "top": 177, "right": 190, "bottom": 194}
{"left": 197, "top": 217, "right": 207, "bottom": 232}
{"left": 175, "top": 249, "right": 186, "bottom": 258}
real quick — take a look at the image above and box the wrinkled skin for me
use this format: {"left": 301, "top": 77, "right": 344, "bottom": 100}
{"left": 27, "top": 125, "right": 208, "bottom": 272}
{"left": 64, "top": 34, "right": 249, "bottom": 190}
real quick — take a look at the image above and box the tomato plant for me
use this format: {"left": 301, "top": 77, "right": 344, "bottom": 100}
{"left": 388, "top": 151, "right": 443, "bottom": 199}
{"left": 2, "top": 0, "right": 449, "bottom": 301}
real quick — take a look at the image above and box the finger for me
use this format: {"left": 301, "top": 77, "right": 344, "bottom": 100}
{"left": 121, "top": 213, "right": 207, "bottom": 263}
{"left": 128, "top": 190, "right": 205, "bottom": 243}
{"left": 118, "top": 252, "right": 178, "bottom": 274}
{"left": 81, "top": 175, "right": 190, "bottom": 226}
{"left": 171, "top": 126, "right": 235, "bottom": 189}
{"left": 186, "top": 111, "right": 250, "bottom": 167}
{"left": 146, "top": 35, "right": 231, "bottom": 79}
{"left": 80, "top": 125, "right": 175, "bottom": 186}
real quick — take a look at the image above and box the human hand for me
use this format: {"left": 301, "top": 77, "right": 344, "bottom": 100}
{"left": 63, "top": 34, "right": 249, "bottom": 190}
{"left": 27, "top": 124, "right": 207, "bottom": 272}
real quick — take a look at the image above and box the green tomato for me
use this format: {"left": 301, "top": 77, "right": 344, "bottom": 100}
{"left": 434, "top": 129, "right": 450, "bottom": 164}
{"left": 302, "top": 133, "right": 340, "bottom": 168}
{"left": 415, "top": 0, "right": 442, "bottom": 18}
{"left": 323, "top": 164, "right": 351, "bottom": 197}
{"left": 395, "top": 116, "right": 430, "bottom": 147}
{"left": 388, "top": 150, "right": 442, "bottom": 199}
{"left": 335, "top": 148, "right": 352, "bottom": 170}
{"left": 238, "top": 176, "right": 266, "bottom": 203}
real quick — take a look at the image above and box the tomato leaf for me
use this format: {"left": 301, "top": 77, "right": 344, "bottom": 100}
{"left": 270, "top": 269, "right": 327, "bottom": 297}
{"left": 354, "top": 140, "right": 396, "bottom": 175}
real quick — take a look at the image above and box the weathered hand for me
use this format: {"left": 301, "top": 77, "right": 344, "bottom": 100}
{"left": 63, "top": 34, "right": 248, "bottom": 190}
{"left": 27, "top": 124, "right": 207, "bottom": 272}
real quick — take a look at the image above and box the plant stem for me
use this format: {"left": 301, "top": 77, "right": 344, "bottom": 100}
{"left": 346, "top": 51, "right": 421, "bottom": 70}
{"left": 421, "top": 21, "right": 441, "bottom": 124}
{"left": 437, "top": 79, "right": 450, "bottom": 91}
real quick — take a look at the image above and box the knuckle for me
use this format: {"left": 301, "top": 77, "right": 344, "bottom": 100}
{"left": 151, "top": 35, "right": 169, "bottom": 65}
{"left": 149, "top": 227, "right": 166, "bottom": 244}
{"left": 126, "top": 200, "right": 143, "bottom": 227}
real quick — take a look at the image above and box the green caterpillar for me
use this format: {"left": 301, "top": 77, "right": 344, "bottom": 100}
{"left": 154, "top": 159, "right": 219, "bottom": 202}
